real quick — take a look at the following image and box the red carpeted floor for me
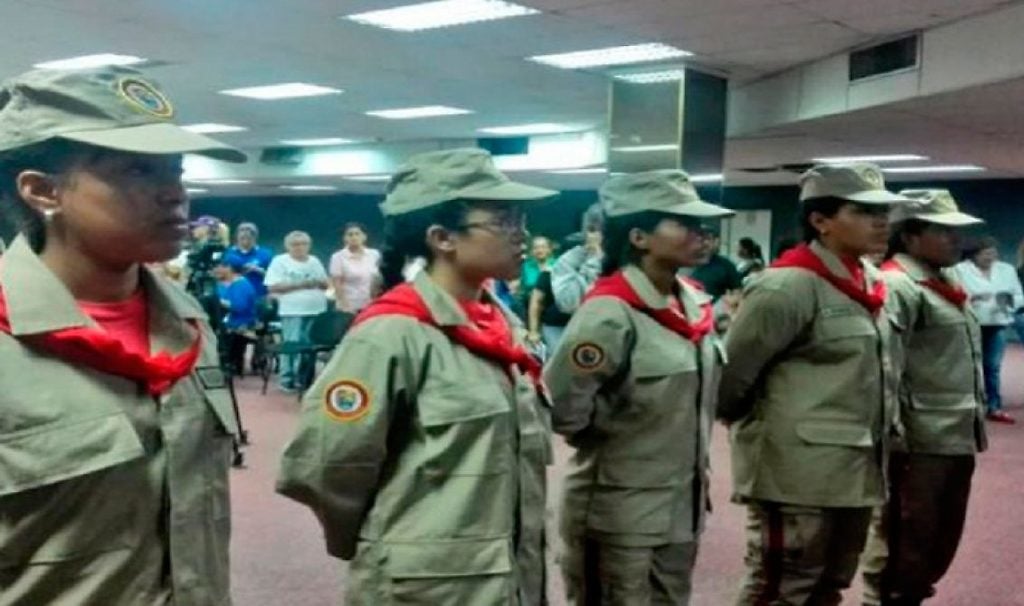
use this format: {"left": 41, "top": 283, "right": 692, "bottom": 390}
{"left": 229, "top": 350, "right": 1024, "bottom": 605}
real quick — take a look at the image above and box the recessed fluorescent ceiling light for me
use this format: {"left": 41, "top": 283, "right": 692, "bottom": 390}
{"left": 344, "top": 0, "right": 539, "bottom": 31}
{"left": 614, "top": 69, "right": 687, "bottom": 84}
{"left": 191, "top": 179, "right": 251, "bottom": 185}
{"left": 479, "top": 123, "right": 577, "bottom": 135}
{"left": 346, "top": 174, "right": 391, "bottom": 181}
{"left": 220, "top": 83, "right": 342, "bottom": 100}
{"left": 366, "top": 106, "right": 472, "bottom": 119}
{"left": 612, "top": 144, "right": 677, "bottom": 152}
{"left": 882, "top": 165, "right": 985, "bottom": 174}
{"left": 34, "top": 53, "right": 146, "bottom": 70}
{"left": 280, "top": 137, "right": 355, "bottom": 146}
{"left": 185, "top": 188, "right": 209, "bottom": 195}
{"left": 689, "top": 173, "right": 723, "bottom": 183}
{"left": 280, "top": 185, "right": 338, "bottom": 191}
{"left": 530, "top": 44, "right": 692, "bottom": 70}
{"left": 813, "top": 154, "right": 928, "bottom": 163}
{"left": 548, "top": 167, "right": 606, "bottom": 174}
{"left": 182, "top": 123, "right": 248, "bottom": 134}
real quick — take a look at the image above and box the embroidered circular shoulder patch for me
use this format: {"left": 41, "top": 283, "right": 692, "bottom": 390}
{"left": 571, "top": 342, "right": 605, "bottom": 372}
{"left": 117, "top": 77, "right": 174, "bottom": 119}
{"left": 324, "top": 380, "right": 372, "bottom": 422}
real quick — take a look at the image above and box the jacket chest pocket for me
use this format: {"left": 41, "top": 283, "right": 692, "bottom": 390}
{"left": 812, "top": 314, "right": 879, "bottom": 362}
{"left": 417, "top": 383, "right": 513, "bottom": 478}
{"left": 628, "top": 342, "right": 699, "bottom": 411}
{"left": 0, "top": 414, "right": 148, "bottom": 568}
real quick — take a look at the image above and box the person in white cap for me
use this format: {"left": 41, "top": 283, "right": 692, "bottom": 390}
{"left": 0, "top": 65, "right": 244, "bottom": 605}
{"left": 718, "top": 163, "right": 908, "bottom": 606}
{"left": 859, "top": 189, "right": 988, "bottom": 606}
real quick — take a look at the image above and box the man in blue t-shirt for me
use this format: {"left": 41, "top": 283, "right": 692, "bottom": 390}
{"left": 223, "top": 222, "right": 273, "bottom": 298}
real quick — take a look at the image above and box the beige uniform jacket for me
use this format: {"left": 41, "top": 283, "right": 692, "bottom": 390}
{"left": 544, "top": 265, "right": 723, "bottom": 547}
{"left": 718, "top": 241, "right": 898, "bottom": 509}
{"left": 276, "top": 273, "right": 551, "bottom": 606}
{"left": 0, "top": 237, "right": 237, "bottom": 606}
{"left": 882, "top": 253, "right": 987, "bottom": 455}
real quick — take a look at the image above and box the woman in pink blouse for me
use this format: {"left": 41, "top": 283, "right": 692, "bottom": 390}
{"left": 329, "top": 222, "right": 382, "bottom": 313}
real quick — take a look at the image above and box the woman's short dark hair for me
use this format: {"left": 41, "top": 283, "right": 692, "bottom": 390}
{"left": 738, "top": 237, "right": 763, "bottom": 261}
{"left": 886, "top": 219, "right": 929, "bottom": 258}
{"left": 341, "top": 222, "right": 370, "bottom": 247}
{"left": 963, "top": 235, "right": 999, "bottom": 260}
{"left": 0, "top": 139, "right": 103, "bottom": 252}
{"left": 601, "top": 211, "right": 680, "bottom": 276}
{"left": 378, "top": 201, "right": 470, "bottom": 289}
{"left": 342, "top": 222, "right": 368, "bottom": 236}
{"left": 800, "top": 196, "right": 849, "bottom": 243}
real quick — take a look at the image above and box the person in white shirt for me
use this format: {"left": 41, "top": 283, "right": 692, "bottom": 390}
{"left": 265, "top": 231, "right": 329, "bottom": 392}
{"left": 955, "top": 236, "right": 1024, "bottom": 423}
{"left": 329, "top": 222, "right": 381, "bottom": 313}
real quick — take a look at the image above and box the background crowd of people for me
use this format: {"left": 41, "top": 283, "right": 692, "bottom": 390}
{"left": 149, "top": 197, "right": 1024, "bottom": 422}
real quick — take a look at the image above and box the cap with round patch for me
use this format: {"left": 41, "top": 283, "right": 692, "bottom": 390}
{"left": 380, "top": 148, "right": 556, "bottom": 216}
{"left": 323, "top": 380, "right": 372, "bottom": 422}
{"left": 600, "top": 170, "right": 734, "bottom": 219}
{"left": 0, "top": 66, "right": 245, "bottom": 163}
{"left": 890, "top": 189, "right": 983, "bottom": 227}
{"left": 117, "top": 77, "right": 174, "bottom": 119}
{"left": 799, "top": 163, "right": 908, "bottom": 205}
{"left": 570, "top": 342, "right": 606, "bottom": 372}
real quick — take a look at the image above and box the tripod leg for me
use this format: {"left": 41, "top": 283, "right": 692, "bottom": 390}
{"left": 227, "top": 370, "right": 250, "bottom": 446}
{"left": 232, "top": 440, "right": 245, "bottom": 468}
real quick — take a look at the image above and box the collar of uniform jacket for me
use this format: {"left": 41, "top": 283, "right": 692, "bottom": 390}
{"left": 891, "top": 252, "right": 960, "bottom": 284}
{"left": 622, "top": 264, "right": 713, "bottom": 319}
{"left": 0, "top": 235, "right": 203, "bottom": 337}
{"left": 411, "top": 271, "right": 505, "bottom": 328}
{"left": 808, "top": 239, "right": 881, "bottom": 288}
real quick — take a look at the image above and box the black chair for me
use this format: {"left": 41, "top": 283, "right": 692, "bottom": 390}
{"left": 261, "top": 308, "right": 353, "bottom": 397}
{"left": 250, "top": 298, "right": 279, "bottom": 378}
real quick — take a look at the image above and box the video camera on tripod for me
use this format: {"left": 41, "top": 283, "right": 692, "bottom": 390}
{"left": 182, "top": 223, "right": 248, "bottom": 467}
{"left": 185, "top": 240, "right": 227, "bottom": 313}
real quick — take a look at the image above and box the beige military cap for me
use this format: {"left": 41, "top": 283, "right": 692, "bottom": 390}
{"left": 380, "top": 148, "right": 557, "bottom": 216}
{"left": 799, "top": 163, "right": 908, "bottom": 204}
{"left": 891, "top": 189, "right": 984, "bottom": 226}
{"left": 599, "top": 169, "right": 734, "bottom": 219}
{"left": 0, "top": 66, "right": 245, "bottom": 162}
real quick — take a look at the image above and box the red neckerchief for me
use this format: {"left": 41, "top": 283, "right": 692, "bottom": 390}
{"left": 881, "top": 258, "right": 968, "bottom": 308}
{"left": 772, "top": 244, "right": 886, "bottom": 316}
{"left": 0, "top": 288, "right": 202, "bottom": 395}
{"left": 354, "top": 283, "right": 542, "bottom": 385}
{"left": 583, "top": 271, "right": 714, "bottom": 343}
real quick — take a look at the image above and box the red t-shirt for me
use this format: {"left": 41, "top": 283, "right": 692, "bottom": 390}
{"left": 78, "top": 290, "right": 150, "bottom": 357}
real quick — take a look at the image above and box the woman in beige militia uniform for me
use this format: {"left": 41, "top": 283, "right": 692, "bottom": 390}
{"left": 545, "top": 170, "right": 733, "bottom": 605}
{"left": 718, "top": 163, "right": 909, "bottom": 606}
{"left": 0, "top": 66, "right": 244, "bottom": 605}
{"left": 860, "top": 190, "right": 987, "bottom": 606}
{"left": 277, "top": 148, "right": 555, "bottom": 605}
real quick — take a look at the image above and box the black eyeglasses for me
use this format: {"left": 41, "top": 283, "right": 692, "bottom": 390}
{"left": 459, "top": 214, "right": 528, "bottom": 236}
